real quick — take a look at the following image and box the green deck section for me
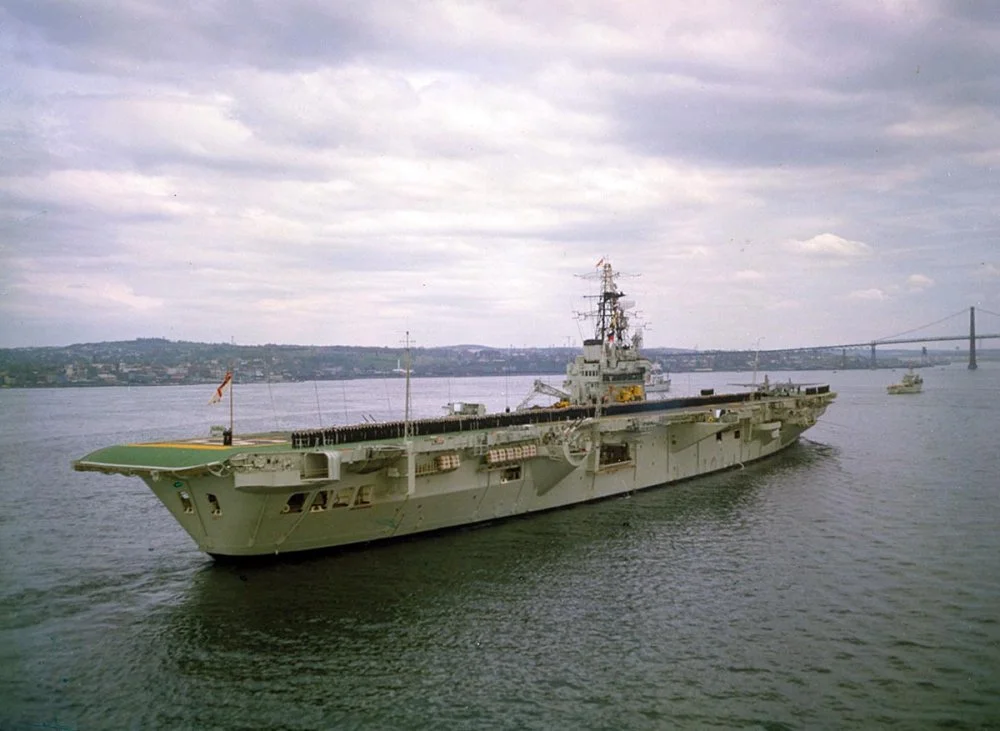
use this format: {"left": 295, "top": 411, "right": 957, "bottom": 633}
{"left": 74, "top": 435, "right": 292, "bottom": 472}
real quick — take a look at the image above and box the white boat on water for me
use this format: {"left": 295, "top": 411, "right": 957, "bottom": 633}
{"left": 645, "top": 363, "right": 671, "bottom": 394}
{"left": 887, "top": 369, "right": 923, "bottom": 394}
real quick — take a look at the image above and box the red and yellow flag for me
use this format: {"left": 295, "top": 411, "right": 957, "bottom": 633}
{"left": 209, "top": 371, "right": 232, "bottom": 404}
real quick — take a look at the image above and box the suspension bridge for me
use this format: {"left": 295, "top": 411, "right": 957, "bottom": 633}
{"left": 822, "top": 306, "right": 1000, "bottom": 370}
{"left": 659, "top": 306, "right": 1000, "bottom": 371}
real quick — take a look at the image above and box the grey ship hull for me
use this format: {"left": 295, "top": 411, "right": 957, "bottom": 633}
{"left": 77, "top": 389, "right": 833, "bottom": 557}
{"left": 74, "top": 261, "right": 835, "bottom": 559}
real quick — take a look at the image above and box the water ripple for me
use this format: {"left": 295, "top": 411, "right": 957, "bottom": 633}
{"left": 3, "top": 369, "right": 1000, "bottom": 729}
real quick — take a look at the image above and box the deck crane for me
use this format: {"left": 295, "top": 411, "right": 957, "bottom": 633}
{"left": 516, "top": 379, "right": 571, "bottom": 411}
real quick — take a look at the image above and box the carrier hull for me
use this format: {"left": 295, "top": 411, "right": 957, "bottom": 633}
{"left": 73, "top": 260, "right": 835, "bottom": 558}
{"left": 74, "top": 390, "right": 833, "bottom": 557}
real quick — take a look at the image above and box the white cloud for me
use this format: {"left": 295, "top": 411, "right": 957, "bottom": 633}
{"left": 786, "top": 233, "right": 872, "bottom": 258}
{"left": 766, "top": 299, "right": 801, "bottom": 311}
{"left": 10, "top": 268, "right": 164, "bottom": 314}
{"left": 849, "top": 288, "right": 889, "bottom": 301}
{"left": 2, "top": 169, "right": 197, "bottom": 217}
{"left": 888, "top": 107, "right": 996, "bottom": 143}
{"left": 907, "top": 274, "right": 934, "bottom": 291}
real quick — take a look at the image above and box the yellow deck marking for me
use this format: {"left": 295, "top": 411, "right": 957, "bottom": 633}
{"left": 129, "top": 438, "right": 289, "bottom": 449}
{"left": 130, "top": 442, "right": 232, "bottom": 450}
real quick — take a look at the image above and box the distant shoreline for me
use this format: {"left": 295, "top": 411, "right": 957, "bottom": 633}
{"left": 0, "top": 338, "right": 986, "bottom": 389}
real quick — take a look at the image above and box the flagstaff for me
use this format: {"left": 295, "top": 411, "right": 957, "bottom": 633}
{"left": 228, "top": 365, "right": 234, "bottom": 445}
{"left": 208, "top": 369, "right": 234, "bottom": 445}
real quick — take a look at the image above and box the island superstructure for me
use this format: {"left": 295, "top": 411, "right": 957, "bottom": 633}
{"left": 74, "top": 261, "right": 836, "bottom": 558}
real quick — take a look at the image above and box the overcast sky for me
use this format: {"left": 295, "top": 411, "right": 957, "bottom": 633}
{"left": 2, "top": 0, "right": 998, "bottom": 351}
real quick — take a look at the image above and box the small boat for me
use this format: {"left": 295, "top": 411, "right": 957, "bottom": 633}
{"left": 645, "top": 363, "right": 671, "bottom": 394}
{"left": 887, "top": 369, "right": 923, "bottom": 394}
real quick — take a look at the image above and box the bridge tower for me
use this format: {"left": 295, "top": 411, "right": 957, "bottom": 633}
{"left": 969, "top": 306, "right": 978, "bottom": 370}
{"left": 870, "top": 342, "right": 877, "bottom": 369}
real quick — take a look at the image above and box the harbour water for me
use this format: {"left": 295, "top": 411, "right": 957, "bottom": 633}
{"left": 2, "top": 366, "right": 999, "bottom": 729}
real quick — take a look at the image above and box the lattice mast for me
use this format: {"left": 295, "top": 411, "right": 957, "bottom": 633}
{"left": 577, "top": 259, "right": 636, "bottom": 359}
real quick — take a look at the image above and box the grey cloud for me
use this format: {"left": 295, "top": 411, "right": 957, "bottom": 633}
{"left": 0, "top": 205, "right": 132, "bottom": 261}
{"left": 605, "top": 4, "right": 999, "bottom": 169}
{"left": 608, "top": 85, "right": 896, "bottom": 168}
{"left": 797, "top": 6, "right": 1000, "bottom": 102}
{"left": 3, "top": 0, "right": 388, "bottom": 73}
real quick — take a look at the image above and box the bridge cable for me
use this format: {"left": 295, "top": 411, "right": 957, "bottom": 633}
{"left": 875, "top": 308, "right": 969, "bottom": 342}
{"left": 977, "top": 307, "right": 1000, "bottom": 319}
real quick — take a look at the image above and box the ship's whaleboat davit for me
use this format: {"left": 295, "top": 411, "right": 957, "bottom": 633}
{"left": 73, "top": 262, "right": 836, "bottom": 558}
